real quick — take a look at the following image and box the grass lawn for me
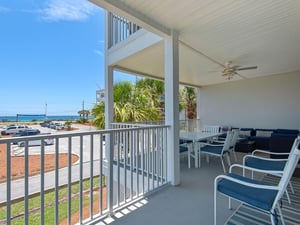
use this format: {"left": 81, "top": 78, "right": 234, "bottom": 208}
{"left": 0, "top": 176, "right": 105, "bottom": 225}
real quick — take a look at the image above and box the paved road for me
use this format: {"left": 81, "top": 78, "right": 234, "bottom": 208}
{"left": 1, "top": 123, "right": 108, "bottom": 203}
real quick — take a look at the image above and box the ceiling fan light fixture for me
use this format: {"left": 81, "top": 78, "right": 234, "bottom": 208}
{"left": 222, "top": 61, "right": 258, "bottom": 80}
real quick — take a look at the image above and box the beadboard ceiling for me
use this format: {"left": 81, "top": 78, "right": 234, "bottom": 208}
{"left": 91, "top": 0, "right": 300, "bottom": 87}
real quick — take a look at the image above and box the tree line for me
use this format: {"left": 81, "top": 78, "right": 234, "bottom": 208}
{"left": 89, "top": 78, "right": 196, "bottom": 129}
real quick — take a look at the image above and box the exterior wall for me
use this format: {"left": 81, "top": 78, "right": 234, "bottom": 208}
{"left": 199, "top": 71, "right": 300, "bottom": 130}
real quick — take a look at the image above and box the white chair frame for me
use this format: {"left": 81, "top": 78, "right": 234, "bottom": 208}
{"left": 214, "top": 137, "right": 300, "bottom": 225}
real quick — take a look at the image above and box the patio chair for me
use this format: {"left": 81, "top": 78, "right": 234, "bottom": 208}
{"left": 213, "top": 129, "right": 239, "bottom": 161}
{"left": 229, "top": 129, "right": 239, "bottom": 161}
{"left": 200, "top": 130, "right": 234, "bottom": 173}
{"left": 214, "top": 137, "right": 300, "bottom": 225}
{"left": 202, "top": 125, "right": 220, "bottom": 133}
{"left": 242, "top": 139, "right": 299, "bottom": 203}
{"left": 202, "top": 125, "right": 220, "bottom": 142}
{"left": 180, "top": 139, "right": 193, "bottom": 168}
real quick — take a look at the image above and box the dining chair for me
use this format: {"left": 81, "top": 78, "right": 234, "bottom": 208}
{"left": 214, "top": 137, "right": 300, "bottom": 225}
{"left": 179, "top": 139, "right": 193, "bottom": 168}
{"left": 211, "top": 129, "right": 239, "bottom": 161}
{"left": 229, "top": 129, "right": 239, "bottom": 161}
{"left": 200, "top": 130, "right": 234, "bottom": 173}
{"left": 202, "top": 125, "right": 220, "bottom": 133}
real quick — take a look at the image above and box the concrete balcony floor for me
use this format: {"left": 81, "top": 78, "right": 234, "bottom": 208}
{"left": 91, "top": 153, "right": 248, "bottom": 225}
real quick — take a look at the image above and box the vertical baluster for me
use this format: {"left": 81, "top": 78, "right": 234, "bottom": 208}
{"left": 90, "top": 134, "right": 94, "bottom": 220}
{"left": 141, "top": 129, "right": 145, "bottom": 195}
{"left": 40, "top": 140, "right": 45, "bottom": 224}
{"left": 6, "top": 143, "right": 11, "bottom": 225}
{"left": 124, "top": 130, "right": 128, "bottom": 203}
{"left": 155, "top": 128, "right": 159, "bottom": 188}
{"left": 152, "top": 129, "right": 155, "bottom": 190}
{"left": 79, "top": 135, "right": 83, "bottom": 223}
{"left": 164, "top": 127, "right": 168, "bottom": 182}
{"left": 54, "top": 138, "right": 59, "bottom": 225}
{"left": 136, "top": 129, "right": 140, "bottom": 196}
{"left": 130, "top": 130, "right": 133, "bottom": 200}
{"left": 24, "top": 141, "right": 29, "bottom": 225}
{"left": 117, "top": 131, "right": 120, "bottom": 207}
{"left": 99, "top": 134, "right": 103, "bottom": 215}
{"left": 67, "top": 136, "right": 72, "bottom": 225}
{"left": 147, "top": 129, "right": 150, "bottom": 192}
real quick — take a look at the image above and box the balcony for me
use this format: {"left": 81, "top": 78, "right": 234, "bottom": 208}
{"left": 0, "top": 123, "right": 170, "bottom": 225}
{"left": 92, "top": 156, "right": 242, "bottom": 225}
{"left": 108, "top": 13, "right": 141, "bottom": 49}
{"left": 2, "top": 123, "right": 299, "bottom": 225}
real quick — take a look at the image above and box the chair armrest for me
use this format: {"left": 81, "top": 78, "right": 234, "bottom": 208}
{"left": 215, "top": 174, "right": 278, "bottom": 191}
{"left": 211, "top": 140, "right": 225, "bottom": 144}
{"left": 252, "top": 149, "right": 290, "bottom": 156}
{"left": 200, "top": 142, "right": 223, "bottom": 147}
{"left": 243, "top": 154, "right": 288, "bottom": 164}
{"left": 229, "top": 163, "right": 284, "bottom": 175}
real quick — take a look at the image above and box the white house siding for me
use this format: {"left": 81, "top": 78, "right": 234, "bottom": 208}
{"left": 199, "top": 71, "right": 300, "bottom": 130}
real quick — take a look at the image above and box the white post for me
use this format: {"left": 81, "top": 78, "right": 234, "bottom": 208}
{"left": 164, "top": 30, "right": 180, "bottom": 185}
{"left": 196, "top": 87, "right": 202, "bottom": 130}
{"left": 105, "top": 11, "right": 114, "bottom": 214}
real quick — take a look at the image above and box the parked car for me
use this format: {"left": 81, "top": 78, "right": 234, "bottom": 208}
{"left": 12, "top": 129, "right": 41, "bottom": 137}
{"left": 18, "top": 133, "right": 54, "bottom": 147}
{"left": 2, "top": 124, "right": 18, "bottom": 129}
{"left": 50, "top": 122, "right": 64, "bottom": 130}
{"left": 40, "top": 121, "right": 52, "bottom": 128}
{"left": 12, "top": 129, "right": 41, "bottom": 144}
{"left": 1, "top": 125, "right": 29, "bottom": 135}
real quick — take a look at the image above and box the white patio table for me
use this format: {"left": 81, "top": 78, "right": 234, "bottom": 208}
{"left": 180, "top": 131, "right": 224, "bottom": 168}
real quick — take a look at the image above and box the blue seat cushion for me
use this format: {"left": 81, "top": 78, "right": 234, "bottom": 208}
{"left": 245, "top": 157, "right": 286, "bottom": 171}
{"left": 217, "top": 173, "right": 278, "bottom": 211}
{"left": 179, "top": 139, "right": 193, "bottom": 144}
{"left": 201, "top": 145, "right": 223, "bottom": 155}
{"left": 180, "top": 145, "right": 188, "bottom": 153}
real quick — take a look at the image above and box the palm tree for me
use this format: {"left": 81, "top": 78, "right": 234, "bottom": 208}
{"left": 180, "top": 86, "right": 197, "bottom": 131}
{"left": 92, "top": 80, "right": 163, "bottom": 129}
{"left": 180, "top": 86, "right": 197, "bottom": 120}
{"left": 92, "top": 102, "right": 105, "bottom": 128}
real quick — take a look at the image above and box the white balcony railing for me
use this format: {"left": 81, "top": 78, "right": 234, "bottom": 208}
{"left": 0, "top": 124, "right": 169, "bottom": 224}
{"left": 108, "top": 13, "right": 141, "bottom": 48}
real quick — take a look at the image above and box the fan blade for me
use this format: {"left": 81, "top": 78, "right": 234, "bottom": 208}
{"left": 237, "top": 66, "right": 257, "bottom": 71}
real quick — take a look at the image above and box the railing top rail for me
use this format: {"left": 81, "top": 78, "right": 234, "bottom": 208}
{"left": 0, "top": 124, "right": 170, "bottom": 144}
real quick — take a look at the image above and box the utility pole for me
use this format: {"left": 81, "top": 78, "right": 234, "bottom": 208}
{"left": 45, "top": 102, "right": 48, "bottom": 120}
{"left": 82, "top": 100, "right": 85, "bottom": 119}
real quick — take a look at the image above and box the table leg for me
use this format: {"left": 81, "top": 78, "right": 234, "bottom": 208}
{"left": 198, "top": 144, "right": 201, "bottom": 168}
{"left": 194, "top": 141, "right": 199, "bottom": 168}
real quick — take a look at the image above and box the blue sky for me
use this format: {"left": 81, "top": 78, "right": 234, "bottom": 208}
{"left": 0, "top": 0, "right": 136, "bottom": 116}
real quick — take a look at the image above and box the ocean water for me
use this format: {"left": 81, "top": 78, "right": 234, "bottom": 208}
{"left": 0, "top": 115, "right": 87, "bottom": 122}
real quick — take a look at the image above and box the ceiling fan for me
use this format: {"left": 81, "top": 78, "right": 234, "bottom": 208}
{"left": 222, "top": 61, "right": 258, "bottom": 80}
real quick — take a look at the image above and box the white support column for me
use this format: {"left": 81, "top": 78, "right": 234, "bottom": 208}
{"left": 104, "top": 66, "right": 114, "bottom": 129}
{"left": 196, "top": 87, "right": 202, "bottom": 129}
{"left": 105, "top": 11, "right": 114, "bottom": 130}
{"left": 105, "top": 11, "right": 114, "bottom": 214}
{"left": 164, "top": 30, "right": 180, "bottom": 186}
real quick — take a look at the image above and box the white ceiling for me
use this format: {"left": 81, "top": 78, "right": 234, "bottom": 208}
{"left": 91, "top": 0, "right": 300, "bottom": 87}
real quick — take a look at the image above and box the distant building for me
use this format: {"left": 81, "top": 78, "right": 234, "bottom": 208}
{"left": 96, "top": 89, "right": 105, "bottom": 104}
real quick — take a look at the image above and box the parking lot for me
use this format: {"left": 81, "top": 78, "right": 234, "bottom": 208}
{"left": 10, "top": 123, "right": 103, "bottom": 162}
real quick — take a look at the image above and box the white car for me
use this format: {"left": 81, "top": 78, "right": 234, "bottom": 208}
{"left": 1, "top": 125, "right": 29, "bottom": 135}
{"left": 50, "top": 122, "right": 64, "bottom": 130}
{"left": 18, "top": 133, "right": 54, "bottom": 147}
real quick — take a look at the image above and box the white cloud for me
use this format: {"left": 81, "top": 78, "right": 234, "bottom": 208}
{"left": 40, "top": 0, "right": 99, "bottom": 22}
{"left": 0, "top": 6, "right": 10, "bottom": 13}
{"left": 94, "top": 49, "right": 104, "bottom": 57}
